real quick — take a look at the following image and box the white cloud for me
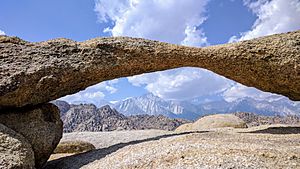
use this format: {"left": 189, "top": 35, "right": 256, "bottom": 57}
{"left": 60, "top": 79, "right": 118, "bottom": 104}
{"left": 229, "top": 0, "right": 300, "bottom": 42}
{"left": 128, "top": 67, "right": 234, "bottom": 100}
{"left": 83, "top": 91, "right": 105, "bottom": 99}
{"left": 0, "top": 30, "right": 5, "bottom": 35}
{"left": 226, "top": 0, "right": 300, "bottom": 100}
{"left": 95, "top": 0, "right": 209, "bottom": 46}
{"left": 182, "top": 26, "right": 209, "bottom": 47}
{"left": 228, "top": 35, "right": 239, "bottom": 43}
{"left": 94, "top": 0, "right": 220, "bottom": 100}
{"left": 223, "top": 83, "right": 281, "bottom": 102}
{"left": 90, "top": 0, "right": 297, "bottom": 102}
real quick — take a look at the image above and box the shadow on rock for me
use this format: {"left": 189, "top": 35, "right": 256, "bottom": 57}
{"left": 244, "top": 126, "right": 300, "bottom": 135}
{"left": 44, "top": 131, "right": 207, "bottom": 169}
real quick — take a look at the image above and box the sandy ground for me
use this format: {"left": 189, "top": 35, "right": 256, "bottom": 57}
{"left": 46, "top": 126, "right": 300, "bottom": 169}
{"left": 60, "top": 130, "right": 173, "bottom": 149}
{"left": 48, "top": 130, "right": 172, "bottom": 161}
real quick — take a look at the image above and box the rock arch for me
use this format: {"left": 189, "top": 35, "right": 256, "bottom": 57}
{"left": 0, "top": 30, "right": 300, "bottom": 168}
{"left": 0, "top": 30, "right": 300, "bottom": 108}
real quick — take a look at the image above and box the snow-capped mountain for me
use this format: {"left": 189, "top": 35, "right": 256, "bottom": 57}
{"left": 113, "top": 93, "right": 300, "bottom": 120}
{"left": 114, "top": 93, "right": 184, "bottom": 119}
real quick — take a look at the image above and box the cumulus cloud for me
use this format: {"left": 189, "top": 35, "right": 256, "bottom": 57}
{"left": 229, "top": 0, "right": 300, "bottom": 42}
{"left": 93, "top": 0, "right": 220, "bottom": 100}
{"left": 182, "top": 26, "right": 209, "bottom": 47}
{"left": 0, "top": 30, "right": 5, "bottom": 35}
{"left": 60, "top": 79, "right": 118, "bottom": 104}
{"left": 90, "top": 0, "right": 296, "bottom": 101}
{"left": 225, "top": 0, "right": 300, "bottom": 100}
{"left": 128, "top": 67, "right": 233, "bottom": 100}
{"left": 94, "top": 0, "right": 210, "bottom": 46}
{"left": 223, "top": 83, "right": 280, "bottom": 102}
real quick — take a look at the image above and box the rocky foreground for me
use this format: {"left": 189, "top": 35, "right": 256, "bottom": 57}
{"left": 46, "top": 126, "right": 300, "bottom": 169}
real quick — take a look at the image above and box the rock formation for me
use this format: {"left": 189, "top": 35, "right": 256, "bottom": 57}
{"left": 1, "top": 30, "right": 300, "bottom": 108}
{"left": 234, "top": 112, "right": 300, "bottom": 127}
{"left": 53, "top": 141, "right": 96, "bottom": 154}
{"left": 76, "top": 129, "right": 300, "bottom": 169}
{"left": 58, "top": 103, "right": 189, "bottom": 132}
{"left": 0, "top": 103, "right": 63, "bottom": 168}
{"left": 176, "top": 114, "right": 247, "bottom": 131}
{"left": 0, "top": 30, "right": 299, "bottom": 168}
{"left": 46, "top": 127, "right": 300, "bottom": 169}
{"left": 51, "top": 100, "right": 71, "bottom": 116}
{"left": 0, "top": 123, "right": 35, "bottom": 169}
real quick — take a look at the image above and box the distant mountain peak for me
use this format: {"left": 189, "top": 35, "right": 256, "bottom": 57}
{"left": 55, "top": 91, "right": 300, "bottom": 122}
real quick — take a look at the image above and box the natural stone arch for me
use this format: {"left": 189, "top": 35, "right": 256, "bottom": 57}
{"left": 0, "top": 30, "right": 300, "bottom": 108}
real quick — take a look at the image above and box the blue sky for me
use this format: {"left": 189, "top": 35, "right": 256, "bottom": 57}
{"left": 1, "top": 0, "right": 300, "bottom": 104}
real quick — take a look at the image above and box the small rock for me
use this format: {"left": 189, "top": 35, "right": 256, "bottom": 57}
{"left": 53, "top": 140, "right": 96, "bottom": 154}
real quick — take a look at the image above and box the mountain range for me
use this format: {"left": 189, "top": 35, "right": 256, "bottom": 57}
{"left": 113, "top": 93, "right": 300, "bottom": 120}
{"left": 52, "top": 100, "right": 189, "bottom": 132}
{"left": 52, "top": 99, "right": 300, "bottom": 132}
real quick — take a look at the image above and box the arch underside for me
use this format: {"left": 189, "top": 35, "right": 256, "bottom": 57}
{"left": 0, "top": 30, "right": 299, "bottom": 108}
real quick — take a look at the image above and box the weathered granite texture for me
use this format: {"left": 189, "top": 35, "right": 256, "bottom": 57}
{"left": 176, "top": 114, "right": 247, "bottom": 132}
{"left": 0, "top": 103, "right": 63, "bottom": 168}
{"left": 0, "top": 30, "right": 299, "bottom": 108}
{"left": 0, "top": 123, "right": 35, "bottom": 169}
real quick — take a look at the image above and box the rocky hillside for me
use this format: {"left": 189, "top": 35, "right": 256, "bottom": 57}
{"left": 53, "top": 100, "right": 300, "bottom": 133}
{"left": 52, "top": 101, "right": 189, "bottom": 132}
{"left": 234, "top": 112, "right": 300, "bottom": 127}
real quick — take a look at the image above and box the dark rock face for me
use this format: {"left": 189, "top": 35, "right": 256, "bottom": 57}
{"left": 234, "top": 112, "right": 300, "bottom": 127}
{"left": 0, "top": 103, "right": 63, "bottom": 168}
{"left": 0, "top": 123, "right": 35, "bottom": 169}
{"left": 60, "top": 104, "right": 189, "bottom": 132}
{"left": 51, "top": 100, "right": 71, "bottom": 116}
{"left": 1, "top": 30, "right": 300, "bottom": 108}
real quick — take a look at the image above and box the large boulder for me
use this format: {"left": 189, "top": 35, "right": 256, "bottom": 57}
{"left": 175, "top": 123, "right": 194, "bottom": 132}
{"left": 176, "top": 114, "right": 247, "bottom": 131}
{"left": 0, "top": 123, "right": 35, "bottom": 169}
{"left": 1, "top": 30, "right": 300, "bottom": 108}
{"left": 193, "top": 114, "right": 247, "bottom": 129}
{"left": 0, "top": 103, "right": 63, "bottom": 168}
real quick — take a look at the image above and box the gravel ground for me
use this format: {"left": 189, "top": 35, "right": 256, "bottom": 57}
{"left": 46, "top": 127, "right": 300, "bottom": 169}
{"left": 60, "top": 130, "right": 172, "bottom": 149}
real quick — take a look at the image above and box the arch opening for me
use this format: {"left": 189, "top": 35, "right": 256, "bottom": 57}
{"left": 53, "top": 66, "right": 300, "bottom": 133}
